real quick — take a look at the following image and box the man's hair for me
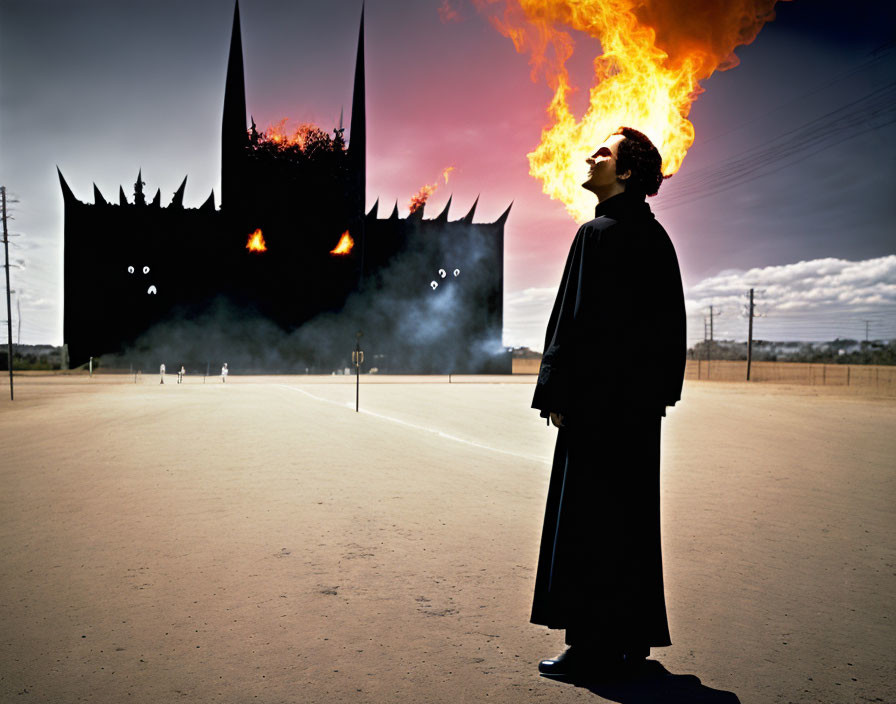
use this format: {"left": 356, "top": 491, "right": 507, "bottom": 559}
{"left": 613, "top": 127, "right": 667, "bottom": 198}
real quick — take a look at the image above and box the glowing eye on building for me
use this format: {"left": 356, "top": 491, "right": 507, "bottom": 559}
{"left": 143, "top": 266, "right": 150, "bottom": 274}
{"left": 453, "top": 269, "right": 460, "bottom": 277}
{"left": 430, "top": 281, "right": 438, "bottom": 290}
{"left": 147, "top": 285, "right": 157, "bottom": 295}
{"left": 438, "top": 269, "right": 447, "bottom": 278}
{"left": 127, "top": 266, "right": 134, "bottom": 274}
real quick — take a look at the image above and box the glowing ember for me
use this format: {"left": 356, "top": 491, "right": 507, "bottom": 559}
{"left": 476, "top": 0, "right": 782, "bottom": 221}
{"left": 330, "top": 230, "right": 354, "bottom": 256}
{"left": 409, "top": 184, "right": 437, "bottom": 214}
{"left": 262, "top": 118, "right": 326, "bottom": 151}
{"left": 246, "top": 229, "right": 267, "bottom": 252}
{"left": 409, "top": 165, "right": 456, "bottom": 214}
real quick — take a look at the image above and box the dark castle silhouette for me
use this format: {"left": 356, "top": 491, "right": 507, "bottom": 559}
{"left": 59, "top": 3, "right": 509, "bottom": 373}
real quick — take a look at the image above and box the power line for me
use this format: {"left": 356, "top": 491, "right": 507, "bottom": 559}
{"left": 695, "top": 41, "right": 895, "bottom": 147}
{"left": 661, "top": 83, "right": 896, "bottom": 208}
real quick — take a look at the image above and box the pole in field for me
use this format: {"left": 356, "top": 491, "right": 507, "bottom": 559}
{"left": 2, "top": 186, "right": 13, "bottom": 400}
{"left": 746, "top": 290, "right": 754, "bottom": 380}
{"left": 352, "top": 331, "right": 364, "bottom": 412}
{"left": 704, "top": 305, "right": 718, "bottom": 380}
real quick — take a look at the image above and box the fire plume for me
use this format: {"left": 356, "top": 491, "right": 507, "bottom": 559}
{"left": 409, "top": 165, "right": 456, "bottom": 214}
{"left": 476, "top": 0, "right": 784, "bottom": 221}
{"left": 246, "top": 228, "right": 267, "bottom": 252}
{"left": 409, "top": 184, "right": 437, "bottom": 214}
{"left": 330, "top": 230, "right": 354, "bottom": 256}
{"left": 263, "top": 118, "right": 325, "bottom": 150}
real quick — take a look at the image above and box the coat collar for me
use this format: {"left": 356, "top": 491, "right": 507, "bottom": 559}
{"left": 594, "top": 191, "right": 652, "bottom": 221}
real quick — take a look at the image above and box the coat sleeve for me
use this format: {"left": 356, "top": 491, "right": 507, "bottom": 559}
{"left": 656, "top": 234, "right": 687, "bottom": 408}
{"left": 531, "top": 226, "right": 591, "bottom": 417}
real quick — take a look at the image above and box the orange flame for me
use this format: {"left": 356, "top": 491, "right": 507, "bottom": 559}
{"left": 330, "top": 230, "right": 354, "bottom": 256}
{"left": 409, "top": 184, "right": 437, "bottom": 214}
{"left": 475, "top": 0, "right": 783, "bottom": 221}
{"left": 246, "top": 229, "right": 267, "bottom": 252}
{"left": 262, "top": 118, "right": 323, "bottom": 150}
{"left": 409, "top": 165, "right": 456, "bottom": 214}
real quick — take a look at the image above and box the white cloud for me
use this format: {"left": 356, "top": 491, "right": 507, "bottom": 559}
{"left": 685, "top": 256, "right": 896, "bottom": 344}
{"left": 503, "top": 287, "right": 555, "bottom": 351}
{"left": 503, "top": 256, "right": 896, "bottom": 351}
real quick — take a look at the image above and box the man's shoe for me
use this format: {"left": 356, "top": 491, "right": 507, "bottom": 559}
{"left": 538, "top": 647, "right": 581, "bottom": 676}
{"left": 538, "top": 647, "right": 623, "bottom": 677}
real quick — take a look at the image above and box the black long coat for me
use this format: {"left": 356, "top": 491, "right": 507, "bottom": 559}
{"left": 530, "top": 191, "right": 686, "bottom": 649}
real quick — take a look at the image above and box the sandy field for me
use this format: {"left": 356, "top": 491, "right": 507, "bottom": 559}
{"left": 1, "top": 374, "right": 893, "bottom": 704}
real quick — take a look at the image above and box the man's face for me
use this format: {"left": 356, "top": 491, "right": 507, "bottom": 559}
{"left": 582, "top": 133, "right": 627, "bottom": 193}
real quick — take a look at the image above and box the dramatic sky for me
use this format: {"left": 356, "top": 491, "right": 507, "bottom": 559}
{"left": 1, "top": 0, "right": 894, "bottom": 350}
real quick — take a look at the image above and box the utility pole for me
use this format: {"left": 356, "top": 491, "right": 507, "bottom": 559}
{"left": 2, "top": 186, "right": 13, "bottom": 400}
{"left": 746, "top": 288, "right": 755, "bottom": 381}
{"left": 704, "top": 305, "right": 718, "bottom": 379}
{"left": 863, "top": 320, "right": 873, "bottom": 342}
{"left": 352, "top": 331, "right": 364, "bottom": 412}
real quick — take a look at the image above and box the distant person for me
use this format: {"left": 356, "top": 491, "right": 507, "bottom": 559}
{"left": 530, "top": 127, "right": 686, "bottom": 678}
{"left": 221, "top": 363, "right": 228, "bottom": 383}
{"left": 178, "top": 365, "right": 185, "bottom": 384}
{"left": 159, "top": 363, "right": 166, "bottom": 384}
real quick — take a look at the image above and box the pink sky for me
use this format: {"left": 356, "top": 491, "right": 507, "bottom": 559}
{"left": 1, "top": 0, "right": 893, "bottom": 347}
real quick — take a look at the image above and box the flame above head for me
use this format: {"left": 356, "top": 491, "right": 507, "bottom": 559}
{"left": 475, "top": 0, "right": 784, "bottom": 221}
{"left": 330, "top": 230, "right": 354, "bottom": 256}
{"left": 442, "top": 166, "right": 455, "bottom": 184}
{"left": 246, "top": 229, "right": 267, "bottom": 252}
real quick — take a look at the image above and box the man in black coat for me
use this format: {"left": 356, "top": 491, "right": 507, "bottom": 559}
{"left": 531, "top": 127, "right": 686, "bottom": 677}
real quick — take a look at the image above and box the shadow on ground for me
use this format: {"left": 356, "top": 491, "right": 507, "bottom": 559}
{"left": 546, "top": 660, "right": 741, "bottom": 703}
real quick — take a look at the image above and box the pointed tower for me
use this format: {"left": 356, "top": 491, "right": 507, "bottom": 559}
{"left": 348, "top": 4, "right": 366, "bottom": 217}
{"left": 134, "top": 169, "right": 146, "bottom": 206}
{"left": 462, "top": 195, "right": 479, "bottom": 224}
{"left": 170, "top": 176, "right": 188, "bottom": 208}
{"left": 57, "top": 167, "right": 77, "bottom": 205}
{"left": 221, "top": 1, "right": 248, "bottom": 213}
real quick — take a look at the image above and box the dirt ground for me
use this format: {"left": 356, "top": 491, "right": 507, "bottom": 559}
{"left": 1, "top": 375, "right": 893, "bottom": 703}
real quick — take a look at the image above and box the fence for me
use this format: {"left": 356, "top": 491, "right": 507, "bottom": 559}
{"left": 514, "top": 357, "right": 895, "bottom": 391}
{"left": 685, "top": 359, "right": 896, "bottom": 390}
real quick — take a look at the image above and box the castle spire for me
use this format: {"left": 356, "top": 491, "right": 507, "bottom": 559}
{"left": 435, "top": 195, "right": 452, "bottom": 223}
{"left": 495, "top": 201, "right": 513, "bottom": 226}
{"left": 221, "top": 1, "right": 248, "bottom": 212}
{"left": 134, "top": 169, "right": 146, "bottom": 206}
{"left": 462, "top": 195, "right": 479, "bottom": 224}
{"left": 170, "top": 176, "right": 188, "bottom": 208}
{"left": 57, "top": 167, "right": 76, "bottom": 205}
{"left": 93, "top": 183, "right": 108, "bottom": 206}
{"left": 348, "top": 4, "right": 365, "bottom": 216}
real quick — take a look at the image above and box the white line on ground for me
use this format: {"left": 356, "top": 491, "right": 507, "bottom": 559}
{"left": 275, "top": 384, "right": 549, "bottom": 464}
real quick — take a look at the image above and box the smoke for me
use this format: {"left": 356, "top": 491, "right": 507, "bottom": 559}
{"left": 438, "top": 0, "right": 463, "bottom": 24}
{"left": 99, "top": 220, "right": 507, "bottom": 374}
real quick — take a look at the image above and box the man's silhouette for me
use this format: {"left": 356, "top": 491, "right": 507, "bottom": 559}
{"left": 531, "top": 127, "right": 686, "bottom": 677}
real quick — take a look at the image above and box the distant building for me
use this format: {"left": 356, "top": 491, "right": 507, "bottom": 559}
{"left": 59, "top": 3, "right": 509, "bottom": 373}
